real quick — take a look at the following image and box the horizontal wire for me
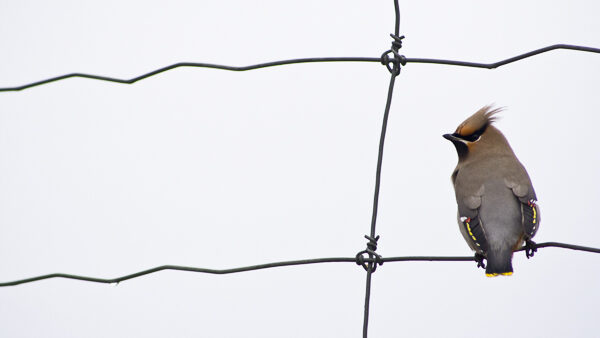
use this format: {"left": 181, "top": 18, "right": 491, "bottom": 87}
{"left": 404, "top": 44, "right": 600, "bottom": 68}
{"left": 514, "top": 241, "right": 600, "bottom": 253}
{"left": 1, "top": 44, "right": 599, "bottom": 92}
{"left": 0, "top": 257, "right": 356, "bottom": 287}
{"left": 0, "top": 57, "right": 380, "bottom": 92}
{"left": 1, "top": 241, "right": 597, "bottom": 287}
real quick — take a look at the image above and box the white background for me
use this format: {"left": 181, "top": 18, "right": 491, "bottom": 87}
{"left": 1, "top": 1, "right": 599, "bottom": 337}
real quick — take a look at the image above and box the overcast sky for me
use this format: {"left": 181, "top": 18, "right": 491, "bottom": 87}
{"left": 1, "top": 1, "right": 599, "bottom": 337}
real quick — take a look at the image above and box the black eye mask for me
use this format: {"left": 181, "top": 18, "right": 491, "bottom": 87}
{"left": 454, "top": 124, "right": 488, "bottom": 142}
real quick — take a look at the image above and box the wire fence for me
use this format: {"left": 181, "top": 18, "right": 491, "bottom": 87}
{"left": 1, "top": 1, "right": 600, "bottom": 337}
{"left": 1, "top": 242, "right": 598, "bottom": 288}
{"left": 3, "top": 45, "right": 600, "bottom": 93}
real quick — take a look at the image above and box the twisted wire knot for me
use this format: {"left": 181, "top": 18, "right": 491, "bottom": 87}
{"left": 390, "top": 33, "right": 405, "bottom": 51}
{"left": 355, "top": 235, "right": 384, "bottom": 273}
{"left": 380, "top": 34, "right": 406, "bottom": 76}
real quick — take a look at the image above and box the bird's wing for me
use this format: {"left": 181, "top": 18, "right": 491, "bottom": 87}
{"left": 504, "top": 178, "right": 540, "bottom": 239}
{"left": 457, "top": 185, "right": 489, "bottom": 253}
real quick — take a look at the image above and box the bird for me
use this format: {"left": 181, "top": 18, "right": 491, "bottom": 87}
{"left": 443, "top": 105, "right": 540, "bottom": 277}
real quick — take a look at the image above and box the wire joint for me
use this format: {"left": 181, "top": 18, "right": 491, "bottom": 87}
{"left": 356, "top": 235, "right": 384, "bottom": 273}
{"left": 381, "top": 34, "right": 406, "bottom": 75}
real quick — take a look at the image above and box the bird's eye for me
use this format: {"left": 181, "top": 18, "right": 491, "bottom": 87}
{"left": 463, "top": 133, "right": 481, "bottom": 142}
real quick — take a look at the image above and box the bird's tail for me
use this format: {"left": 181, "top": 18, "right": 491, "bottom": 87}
{"left": 485, "top": 248, "right": 513, "bottom": 277}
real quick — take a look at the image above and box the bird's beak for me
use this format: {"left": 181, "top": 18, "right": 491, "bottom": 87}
{"left": 443, "top": 133, "right": 459, "bottom": 142}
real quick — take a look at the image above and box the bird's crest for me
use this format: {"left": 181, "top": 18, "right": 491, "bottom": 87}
{"left": 454, "top": 105, "right": 503, "bottom": 137}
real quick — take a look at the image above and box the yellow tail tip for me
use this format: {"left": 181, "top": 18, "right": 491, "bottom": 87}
{"left": 486, "top": 272, "right": 513, "bottom": 277}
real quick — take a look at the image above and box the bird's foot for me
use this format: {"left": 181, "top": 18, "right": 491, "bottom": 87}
{"left": 525, "top": 239, "right": 537, "bottom": 259}
{"left": 474, "top": 253, "right": 486, "bottom": 269}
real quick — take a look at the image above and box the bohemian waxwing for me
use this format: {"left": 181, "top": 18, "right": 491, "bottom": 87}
{"left": 443, "top": 106, "right": 540, "bottom": 277}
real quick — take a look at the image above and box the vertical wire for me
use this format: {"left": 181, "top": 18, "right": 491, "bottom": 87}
{"left": 368, "top": 73, "right": 398, "bottom": 239}
{"left": 393, "top": 0, "right": 400, "bottom": 36}
{"left": 362, "top": 269, "right": 375, "bottom": 338}
{"left": 362, "top": 71, "right": 399, "bottom": 338}
{"left": 361, "top": 1, "right": 401, "bottom": 337}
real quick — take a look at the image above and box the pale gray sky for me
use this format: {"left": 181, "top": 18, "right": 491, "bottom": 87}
{"left": 1, "top": 1, "right": 599, "bottom": 337}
